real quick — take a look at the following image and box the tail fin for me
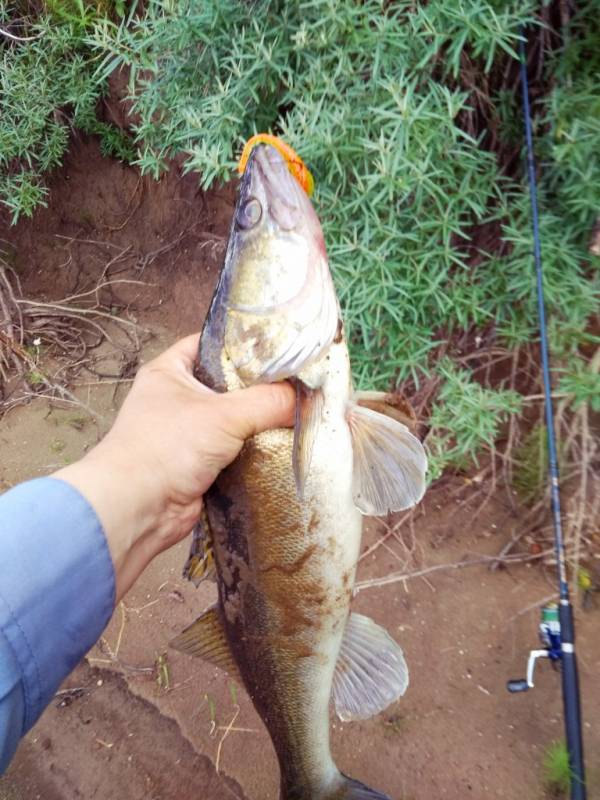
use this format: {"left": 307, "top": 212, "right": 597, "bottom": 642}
{"left": 281, "top": 772, "right": 391, "bottom": 799}
{"left": 339, "top": 776, "right": 392, "bottom": 799}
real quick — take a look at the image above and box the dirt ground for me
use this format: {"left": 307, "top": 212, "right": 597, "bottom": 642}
{"left": 1, "top": 137, "right": 599, "bottom": 800}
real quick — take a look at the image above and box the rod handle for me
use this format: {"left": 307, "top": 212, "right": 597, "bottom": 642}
{"left": 560, "top": 604, "right": 586, "bottom": 800}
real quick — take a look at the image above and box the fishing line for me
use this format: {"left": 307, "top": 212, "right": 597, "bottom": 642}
{"left": 505, "top": 30, "right": 587, "bottom": 800}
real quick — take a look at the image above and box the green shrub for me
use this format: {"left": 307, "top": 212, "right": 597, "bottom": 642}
{"left": 427, "top": 361, "right": 522, "bottom": 480}
{"left": 0, "top": 2, "right": 132, "bottom": 223}
{"left": 90, "top": 0, "right": 598, "bottom": 476}
{"left": 3, "top": 0, "right": 598, "bottom": 480}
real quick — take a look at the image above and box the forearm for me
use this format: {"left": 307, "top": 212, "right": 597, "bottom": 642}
{"left": 0, "top": 477, "right": 115, "bottom": 771}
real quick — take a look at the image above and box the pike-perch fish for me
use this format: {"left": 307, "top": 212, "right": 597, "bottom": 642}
{"left": 171, "top": 143, "right": 427, "bottom": 799}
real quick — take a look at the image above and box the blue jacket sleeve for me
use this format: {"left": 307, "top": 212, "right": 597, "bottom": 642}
{"left": 0, "top": 477, "right": 115, "bottom": 772}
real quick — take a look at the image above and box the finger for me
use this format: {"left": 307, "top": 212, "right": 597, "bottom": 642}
{"left": 161, "top": 333, "right": 201, "bottom": 372}
{"left": 223, "top": 382, "right": 296, "bottom": 439}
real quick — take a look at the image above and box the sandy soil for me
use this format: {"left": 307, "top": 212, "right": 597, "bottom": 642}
{"left": 1, "top": 138, "right": 599, "bottom": 800}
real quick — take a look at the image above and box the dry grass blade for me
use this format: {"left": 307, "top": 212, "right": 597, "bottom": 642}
{"left": 215, "top": 706, "right": 240, "bottom": 774}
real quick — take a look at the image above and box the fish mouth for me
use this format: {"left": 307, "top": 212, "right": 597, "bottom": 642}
{"left": 243, "top": 142, "right": 290, "bottom": 188}
{"left": 242, "top": 143, "right": 305, "bottom": 231}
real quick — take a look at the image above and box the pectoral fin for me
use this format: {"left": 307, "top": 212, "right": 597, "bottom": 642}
{"left": 354, "top": 390, "right": 417, "bottom": 432}
{"left": 170, "top": 606, "right": 241, "bottom": 681}
{"left": 347, "top": 400, "right": 427, "bottom": 515}
{"left": 183, "top": 512, "right": 216, "bottom": 587}
{"left": 292, "top": 381, "right": 324, "bottom": 498}
{"left": 332, "top": 612, "right": 408, "bottom": 722}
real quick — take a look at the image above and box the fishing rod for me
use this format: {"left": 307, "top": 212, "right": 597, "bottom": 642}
{"left": 505, "top": 30, "right": 587, "bottom": 800}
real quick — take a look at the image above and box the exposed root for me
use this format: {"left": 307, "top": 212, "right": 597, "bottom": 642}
{"left": 0, "top": 247, "right": 153, "bottom": 415}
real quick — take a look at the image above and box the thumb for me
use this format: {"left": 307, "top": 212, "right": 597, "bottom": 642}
{"left": 221, "top": 382, "right": 296, "bottom": 440}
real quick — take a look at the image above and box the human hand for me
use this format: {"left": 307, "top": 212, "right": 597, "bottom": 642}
{"left": 54, "top": 334, "right": 295, "bottom": 601}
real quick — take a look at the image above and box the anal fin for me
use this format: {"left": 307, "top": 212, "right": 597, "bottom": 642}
{"left": 170, "top": 605, "right": 241, "bottom": 682}
{"left": 332, "top": 612, "right": 408, "bottom": 722}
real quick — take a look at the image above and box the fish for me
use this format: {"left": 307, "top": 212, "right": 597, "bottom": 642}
{"left": 171, "top": 142, "right": 427, "bottom": 800}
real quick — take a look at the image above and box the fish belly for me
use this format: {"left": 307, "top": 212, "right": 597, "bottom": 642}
{"left": 207, "top": 418, "right": 361, "bottom": 793}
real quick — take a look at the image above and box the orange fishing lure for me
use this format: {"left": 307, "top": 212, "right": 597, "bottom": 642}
{"left": 238, "top": 134, "right": 314, "bottom": 197}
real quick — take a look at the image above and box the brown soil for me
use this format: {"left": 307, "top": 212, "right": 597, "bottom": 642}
{"left": 1, "top": 138, "right": 599, "bottom": 800}
{"left": 1, "top": 664, "right": 245, "bottom": 800}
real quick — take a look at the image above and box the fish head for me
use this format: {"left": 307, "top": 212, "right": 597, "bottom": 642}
{"left": 220, "top": 143, "right": 339, "bottom": 385}
{"left": 237, "top": 143, "right": 322, "bottom": 253}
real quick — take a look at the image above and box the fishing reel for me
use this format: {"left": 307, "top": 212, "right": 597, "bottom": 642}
{"left": 507, "top": 604, "right": 562, "bottom": 693}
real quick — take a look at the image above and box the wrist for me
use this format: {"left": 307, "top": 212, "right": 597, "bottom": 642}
{"left": 54, "top": 440, "right": 167, "bottom": 599}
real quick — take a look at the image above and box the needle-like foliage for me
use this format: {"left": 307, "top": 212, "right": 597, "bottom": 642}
{"left": 89, "top": 0, "right": 599, "bottom": 476}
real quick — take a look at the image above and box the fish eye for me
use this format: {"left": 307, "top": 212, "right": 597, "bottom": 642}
{"left": 237, "top": 197, "right": 262, "bottom": 230}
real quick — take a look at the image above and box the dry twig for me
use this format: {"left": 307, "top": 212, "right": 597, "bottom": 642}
{"left": 354, "top": 548, "right": 554, "bottom": 594}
